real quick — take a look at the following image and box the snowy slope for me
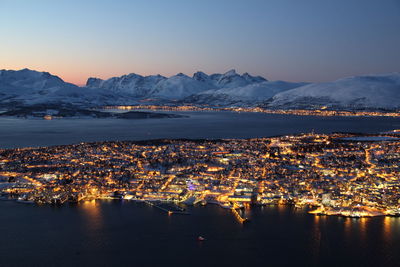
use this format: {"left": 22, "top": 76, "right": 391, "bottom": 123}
{"left": 86, "top": 73, "right": 166, "bottom": 97}
{"left": 214, "top": 69, "right": 265, "bottom": 88}
{"left": 183, "top": 81, "right": 307, "bottom": 106}
{"left": 0, "top": 68, "right": 75, "bottom": 104}
{"left": 267, "top": 73, "right": 400, "bottom": 109}
{"left": 3, "top": 69, "right": 399, "bottom": 110}
{"left": 150, "top": 73, "right": 215, "bottom": 99}
{"left": 0, "top": 68, "right": 70, "bottom": 92}
{"left": 0, "top": 69, "right": 129, "bottom": 106}
{"left": 192, "top": 69, "right": 267, "bottom": 89}
{"left": 86, "top": 69, "right": 268, "bottom": 100}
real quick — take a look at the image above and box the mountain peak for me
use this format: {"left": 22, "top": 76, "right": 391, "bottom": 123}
{"left": 125, "top": 73, "right": 143, "bottom": 79}
{"left": 223, "top": 69, "right": 237, "bottom": 76}
{"left": 242, "top": 72, "right": 267, "bottom": 83}
{"left": 193, "top": 71, "right": 209, "bottom": 81}
{"left": 175, "top": 73, "right": 189, "bottom": 78}
{"left": 86, "top": 77, "right": 103, "bottom": 87}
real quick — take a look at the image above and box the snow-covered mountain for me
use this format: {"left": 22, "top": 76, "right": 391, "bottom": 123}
{"left": 0, "top": 69, "right": 129, "bottom": 106}
{"left": 183, "top": 81, "right": 307, "bottom": 106}
{"left": 191, "top": 69, "right": 267, "bottom": 89}
{"left": 85, "top": 69, "right": 268, "bottom": 100}
{"left": 86, "top": 73, "right": 166, "bottom": 98}
{"left": 150, "top": 73, "right": 214, "bottom": 99}
{"left": 0, "top": 68, "right": 70, "bottom": 92}
{"left": 2, "top": 69, "right": 400, "bottom": 111}
{"left": 215, "top": 69, "right": 265, "bottom": 88}
{"left": 266, "top": 73, "right": 400, "bottom": 110}
{"left": 1, "top": 68, "right": 270, "bottom": 107}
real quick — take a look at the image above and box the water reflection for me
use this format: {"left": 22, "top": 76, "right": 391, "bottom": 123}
{"left": 1, "top": 201, "right": 400, "bottom": 266}
{"left": 344, "top": 217, "right": 351, "bottom": 237}
{"left": 310, "top": 215, "right": 329, "bottom": 265}
{"left": 343, "top": 217, "right": 369, "bottom": 241}
{"left": 311, "top": 215, "right": 323, "bottom": 265}
{"left": 359, "top": 217, "right": 368, "bottom": 241}
{"left": 277, "top": 204, "right": 286, "bottom": 215}
{"left": 383, "top": 216, "right": 392, "bottom": 244}
{"left": 80, "top": 200, "right": 103, "bottom": 232}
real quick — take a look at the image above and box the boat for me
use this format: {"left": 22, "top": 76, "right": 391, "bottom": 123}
{"left": 17, "top": 196, "right": 34, "bottom": 204}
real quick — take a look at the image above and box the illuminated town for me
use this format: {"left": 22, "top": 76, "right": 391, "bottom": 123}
{"left": 103, "top": 105, "right": 400, "bottom": 118}
{"left": 1, "top": 132, "right": 399, "bottom": 220}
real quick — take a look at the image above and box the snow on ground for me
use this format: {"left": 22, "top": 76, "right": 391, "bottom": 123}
{"left": 267, "top": 73, "right": 400, "bottom": 109}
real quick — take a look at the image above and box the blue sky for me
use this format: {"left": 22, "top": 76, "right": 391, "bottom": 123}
{"left": 1, "top": 0, "right": 399, "bottom": 84}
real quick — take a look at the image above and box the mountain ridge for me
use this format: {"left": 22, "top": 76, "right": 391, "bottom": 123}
{"left": 265, "top": 73, "right": 400, "bottom": 109}
{"left": 1, "top": 68, "right": 400, "bottom": 110}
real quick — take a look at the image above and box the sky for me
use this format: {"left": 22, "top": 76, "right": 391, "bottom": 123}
{"left": 1, "top": 0, "right": 400, "bottom": 85}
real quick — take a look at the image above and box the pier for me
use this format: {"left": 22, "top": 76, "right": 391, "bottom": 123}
{"left": 231, "top": 203, "right": 249, "bottom": 224}
{"left": 145, "top": 200, "right": 190, "bottom": 215}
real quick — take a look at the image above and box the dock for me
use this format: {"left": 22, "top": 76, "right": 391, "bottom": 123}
{"left": 145, "top": 200, "right": 190, "bottom": 215}
{"left": 232, "top": 203, "right": 249, "bottom": 223}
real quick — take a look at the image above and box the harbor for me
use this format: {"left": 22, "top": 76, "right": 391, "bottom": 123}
{"left": 144, "top": 200, "right": 190, "bottom": 215}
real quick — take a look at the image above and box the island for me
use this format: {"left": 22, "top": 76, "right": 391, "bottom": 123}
{"left": 0, "top": 104, "right": 186, "bottom": 119}
{"left": 0, "top": 132, "right": 399, "bottom": 220}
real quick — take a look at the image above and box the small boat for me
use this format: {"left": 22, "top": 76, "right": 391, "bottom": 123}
{"left": 17, "top": 196, "right": 34, "bottom": 204}
{"left": 197, "top": 236, "right": 206, "bottom": 241}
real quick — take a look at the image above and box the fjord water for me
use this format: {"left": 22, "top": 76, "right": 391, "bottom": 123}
{"left": 1, "top": 111, "right": 400, "bottom": 266}
{"left": 0, "top": 200, "right": 399, "bottom": 267}
{"left": 0, "top": 111, "right": 399, "bottom": 148}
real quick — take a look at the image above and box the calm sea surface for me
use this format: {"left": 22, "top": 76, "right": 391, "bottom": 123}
{"left": 0, "top": 111, "right": 399, "bottom": 148}
{"left": 0, "top": 201, "right": 399, "bottom": 267}
{"left": 0, "top": 112, "right": 400, "bottom": 266}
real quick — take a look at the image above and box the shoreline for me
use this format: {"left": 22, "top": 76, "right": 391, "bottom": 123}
{"left": 102, "top": 105, "right": 400, "bottom": 118}
{"left": 2, "top": 197, "right": 398, "bottom": 219}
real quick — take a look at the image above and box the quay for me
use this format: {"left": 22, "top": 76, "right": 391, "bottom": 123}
{"left": 145, "top": 200, "right": 190, "bottom": 215}
{"left": 232, "top": 203, "right": 249, "bottom": 224}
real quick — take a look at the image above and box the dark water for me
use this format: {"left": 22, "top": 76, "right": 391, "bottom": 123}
{"left": 1, "top": 112, "right": 400, "bottom": 266}
{"left": 0, "top": 200, "right": 399, "bottom": 267}
{"left": 0, "top": 111, "right": 399, "bottom": 148}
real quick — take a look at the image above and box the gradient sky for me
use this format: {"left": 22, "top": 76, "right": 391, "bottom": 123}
{"left": 1, "top": 0, "right": 400, "bottom": 85}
